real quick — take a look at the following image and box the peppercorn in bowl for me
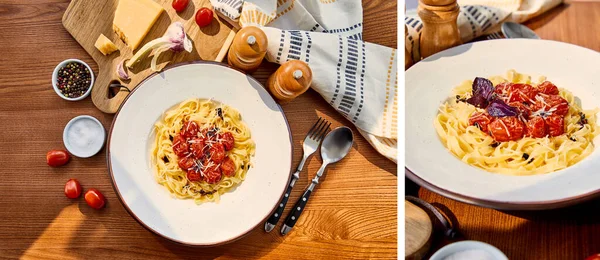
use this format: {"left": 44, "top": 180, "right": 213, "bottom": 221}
{"left": 52, "top": 59, "right": 94, "bottom": 101}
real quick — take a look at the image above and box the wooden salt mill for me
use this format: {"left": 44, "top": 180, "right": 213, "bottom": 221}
{"left": 227, "top": 26, "right": 268, "bottom": 72}
{"left": 417, "top": 0, "right": 461, "bottom": 59}
{"left": 267, "top": 60, "right": 312, "bottom": 102}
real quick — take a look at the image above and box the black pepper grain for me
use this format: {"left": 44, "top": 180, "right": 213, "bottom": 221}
{"left": 57, "top": 62, "right": 91, "bottom": 98}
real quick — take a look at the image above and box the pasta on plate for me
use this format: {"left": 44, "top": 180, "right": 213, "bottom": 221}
{"left": 151, "top": 98, "right": 255, "bottom": 203}
{"left": 434, "top": 70, "right": 600, "bottom": 175}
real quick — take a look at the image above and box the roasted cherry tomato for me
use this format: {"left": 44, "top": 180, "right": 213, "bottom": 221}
{"left": 181, "top": 121, "right": 199, "bottom": 138}
{"left": 508, "top": 84, "right": 538, "bottom": 103}
{"left": 172, "top": 0, "right": 189, "bottom": 12}
{"left": 208, "top": 143, "right": 226, "bottom": 163}
{"left": 509, "top": 102, "right": 531, "bottom": 120}
{"left": 525, "top": 116, "right": 547, "bottom": 138}
{"left": 64, "top": 179, "right": 82, "bottom": 199}
{"left": 532, "top": 94, "right": 569, "bottom": 116}
{"left": 187, "top": 168, "right": 203, "bottom": 182}
{"left": 537, "top": 81, "right": 559, "bottom": 95}
{"left": 84, "top": 189, "right": 106, "bottom": 210}
{"left": 220, "top": 157, "right": 236, "bottom": 177}
{"left": 494, "top": 83, "right": 538, "bottom": 103}
{"left": 195, "top": 7, "right": 213, "bottom": 27}
{"left": 468, "top": 112, "right": 493, "bottom": 133}
{"left": 220, "top": 132, "right": 235, "bottom": 151}
{"left": 204, "top": 165, "right": 222, "bottom": 184}
{"left": 47, "top": 150, "right": 70, "bottom": 167}
{"left": 189, "top": 137, "right": 206, "bottom": 159}
{"left": 546, "top": 114, "right": 565, "bottom": 137}
{"left": 172, "top": 134, "right": 189, "bottom": 157}
{"left": 178, "top": 157, "right": 195, "bottom": 172}
{"left": 488, "top": 117, "right": 525, "bottom": 142}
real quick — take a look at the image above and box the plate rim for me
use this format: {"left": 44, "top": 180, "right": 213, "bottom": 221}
{"left": 106, "top": 60, "right": 294, "bottom": 246}
{"left": 405, "top": 39, "right": 600, "bottom": 210}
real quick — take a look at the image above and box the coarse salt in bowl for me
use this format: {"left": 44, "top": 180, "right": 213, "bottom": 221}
{"left": 63, "top": 115, "right": 106, "bottom": 158}
{"left": 52, "top": 59, "right": 95, "bottom": 101}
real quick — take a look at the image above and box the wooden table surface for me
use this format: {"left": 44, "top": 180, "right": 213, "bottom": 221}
{"left": 410, "top": 2, "right": 600, "bottom": 259}
{"left": 0, "top": 0, "right": 397, "bottom": 259}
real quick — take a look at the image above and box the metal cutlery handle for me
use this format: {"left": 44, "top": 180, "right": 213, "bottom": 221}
{"left": 264, "top": 170, "right": 299, "bottom": 232}
{"left": 280, "top": 186, "right": 312, "bottom": 235}
{"left": 281, "top": 164, "right": 327, "bottom": 235}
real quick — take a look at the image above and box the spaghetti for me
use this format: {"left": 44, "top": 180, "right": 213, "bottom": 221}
{"left": 151, "top": 98, "right": 255, "bottom": 203}
{"left": 434, "top": 70, "right": 600, "bottom": 175}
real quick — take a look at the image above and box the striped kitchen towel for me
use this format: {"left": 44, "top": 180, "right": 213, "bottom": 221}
{"left": 405, "top": 0, "right": 562, "bottom": 62}
{"left": 212, "top": 0, "right": 398, "bottom": 163}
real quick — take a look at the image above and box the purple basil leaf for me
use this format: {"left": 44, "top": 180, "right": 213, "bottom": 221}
{"left": 466, "top": 77, "right": 495, "bottom": 108}
{"left": 466, "top": 95, "right": 489, "bottom": 109}
{"left": 487, "top": 99, "right": 518, "bottom": 117}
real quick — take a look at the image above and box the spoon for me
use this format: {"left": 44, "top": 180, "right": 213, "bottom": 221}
{"left": 501, "top": 22, "right": 540, "bottom": 39}
{"left": 280, "top": 126, "right": 354, "bottom": 235}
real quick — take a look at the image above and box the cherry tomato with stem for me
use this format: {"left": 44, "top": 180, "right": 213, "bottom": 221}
{"left": 64, "top": 179, "right": 82, "bottom": 199}
{"left": 47, "top": 150, "right": 70, "bottom": 167}
{"left": 172, "top": 0, "right": 189, "bottom": 12}
{"left": 195, "top": 8, "right": 213, "bottom": 27}
{"left": 84, "top": 189, "right": 106, "bottom": 210}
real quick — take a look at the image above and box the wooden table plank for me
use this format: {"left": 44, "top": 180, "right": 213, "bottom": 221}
{"left": 413, "top": 2, "right": 600, "bottom": 259}
{"left": 0, "top": 0, "right": 397, "bottom": 259}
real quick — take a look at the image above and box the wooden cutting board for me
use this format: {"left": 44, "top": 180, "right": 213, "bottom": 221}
{"left": 405, "top": 200, "right": 433, "bottom": 259}
{"left": 62, "top": 0, "right": 235, "bottom": 114}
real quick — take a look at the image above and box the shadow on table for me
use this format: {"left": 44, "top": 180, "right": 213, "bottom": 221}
{"left": 155, "top": 226, "right": 287, "bottom": 259}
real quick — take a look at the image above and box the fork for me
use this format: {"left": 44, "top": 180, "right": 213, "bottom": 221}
{"left": 264, "top": 117, "right": 331, "bottom": 232}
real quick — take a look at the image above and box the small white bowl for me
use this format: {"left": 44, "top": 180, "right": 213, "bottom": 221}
{"left": 63, "top": 115, "right": 106, "bottom": 158}
{"left": 52, "top": 59, "right": 95, "bottom": 101}
{"left": 430, "top": 241, "right": 508, "bottom": 260}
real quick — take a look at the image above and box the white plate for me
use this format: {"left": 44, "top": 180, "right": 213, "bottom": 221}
{"left": 108, "top": 62, "right": 292, "bottom": 245}
{"left": 406, "top": 39, "right": 600, "bottom": 210}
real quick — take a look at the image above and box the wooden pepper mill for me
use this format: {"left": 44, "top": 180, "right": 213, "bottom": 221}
{"left": 227, "top": 26, "right": 268, "bottom": 72}
{"left": 267, "top": 60, "right": 312, "bottom": 102}
{"left": 405, "top": 25, "right": 413, "bottom": 70}
{"left": 417, "top": 0, "right": 461, "bottom": 59}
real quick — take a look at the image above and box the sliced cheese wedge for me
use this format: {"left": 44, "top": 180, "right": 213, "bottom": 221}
{"left": 112, "top": 0, "right": 164, "bottom": 50}
{"left": 94, "top": 34, "right": 119, "bottom": 55}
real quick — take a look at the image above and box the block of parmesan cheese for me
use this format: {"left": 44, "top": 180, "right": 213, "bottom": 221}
{"left": 94, "top": 34, "right": 118, "bottom": 55}
{"left": 112, "top": 0, "right": 164, "bottom": 50}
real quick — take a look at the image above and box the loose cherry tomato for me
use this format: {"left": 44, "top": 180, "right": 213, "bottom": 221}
{"left": 208, "top": 143, "right": 226, "bottom": 163}
{"left": 64, "top": 179, "right": 82, "bottom": 199}
{"left": 525, "top": 116, "right": 547, "bottom": 138}
{"left": 468, "top": 112, "right": 493, "bottom": 132}
{"left": 532, "top": 94, "right": 569, "bottom": 116}
{"left": 546, "top": 115, "right": 565, "bottom": 137}
{"left": 585, "top": 254, "right": 600, "bottom": 260}
{"left": 172, "top": 134, "right": 189, "bottom": 157}
{"left": 172, "top": 0, "right": 189, "bottom": 12}
{"left": 195, "top": 7, "right": 213, "bottom": 27}
{"left": 488, "top": 117, "right": 525, "bottom": 142}
{"left": 181, "top": 121, "right": 199, "bottom": 138}
{"left": 47, "top": 150, "right": 70, "bottom": 167}
{"left": 204, "top": 165, "right": 222, "bottom": 184}
{"left": 220, "top": 132, "right": 235, "bottom": 151}
{"left": 84, "top": 189, "right": 106, "bottom": 210}
{"left": 178, "top": 157, "right": 195, "bottom": 172}
{"left": 537, "top": 81, "right": 559, "bottom": 95}
{"left": 189, "top": 137, "right": 206, "bottom": 159}
{"left": 187, "top": 168, "right": 203, "bottom": 182}
{"left": 220, "top": 157, "right": 236, "bottom": 177}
